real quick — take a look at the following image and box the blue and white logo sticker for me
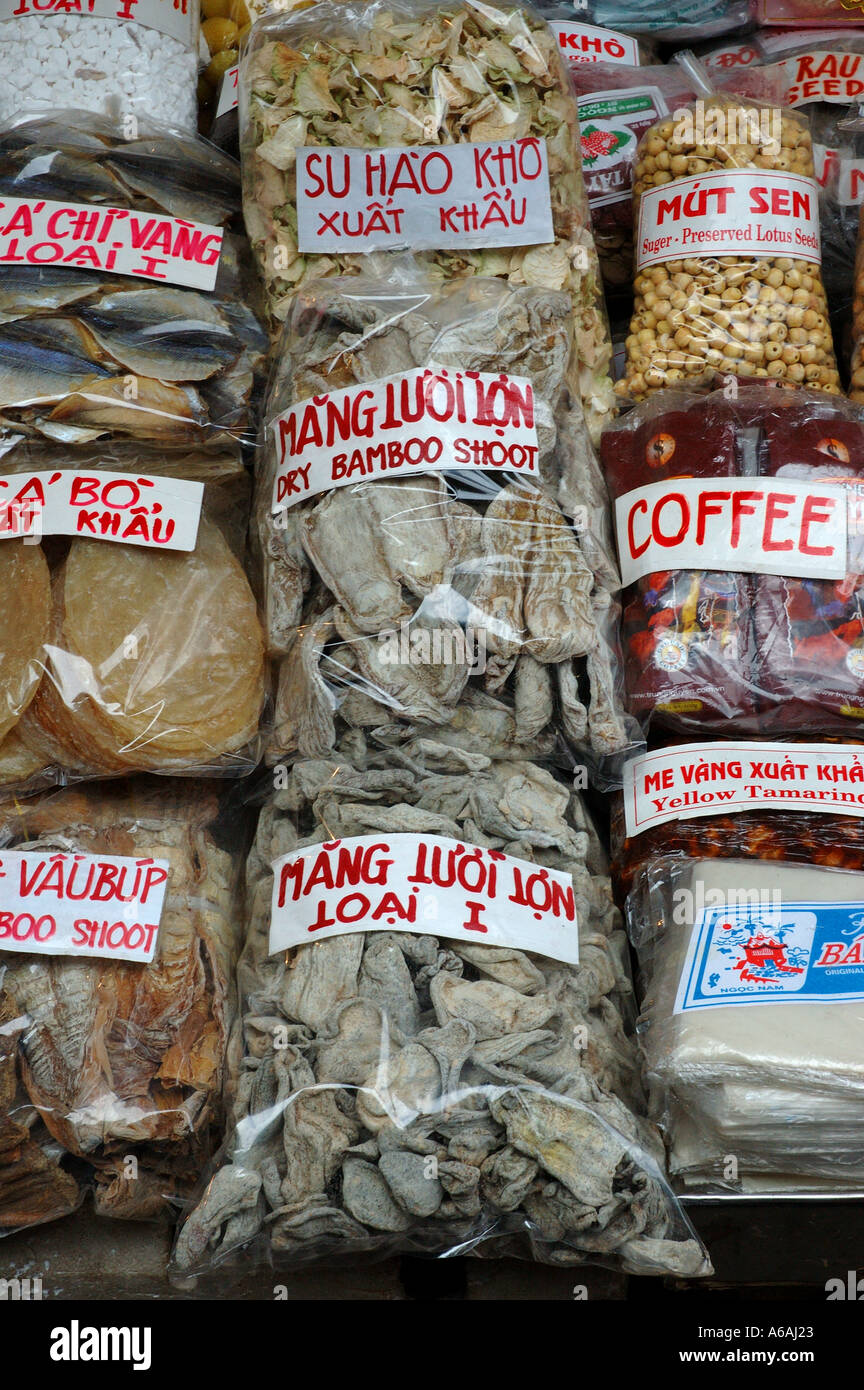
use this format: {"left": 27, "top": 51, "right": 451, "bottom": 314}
{"left": 674, "top": 900, "right": 864, "bottom": 1013}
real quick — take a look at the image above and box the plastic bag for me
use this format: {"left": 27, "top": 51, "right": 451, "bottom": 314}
{"left": 0, "top": 111, "right": 268, "bottom": 454}
{"left": 239, "top": 0, "right": 615, "bottom": 441}
{"left": 0, "top": 444, "right": 267, "bottom": 791}
{"left": 617, "top": 61, "right": 841, "bottom": 400}
{"left": 602, "top": 381, "right": 864, "bottom": 738}
{"left": 255, "top": 272, "right": 639, "bottom": 781}
{"left": 0, "top": 779, "right": 243, "bottom": 1235}
{"left": 170, "top": 740, "right": 710, "bottom": 1277}
{"left": 583, "top": 0, "right": 755, "bottom": 42}
{"left": 0, "top": 0, "right": 199, "bottom": 131}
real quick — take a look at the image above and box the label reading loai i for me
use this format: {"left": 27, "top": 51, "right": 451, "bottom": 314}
{"left": 0, "top": 850, "right": 170, "bottom": 963}
{"left": 269, "top": 834, "right": 579, "bottom": 966}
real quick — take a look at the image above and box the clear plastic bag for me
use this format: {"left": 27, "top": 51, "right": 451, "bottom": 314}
{"left": 0, "top": 111, "right": 268, "bottom": 453}
{"left": 0, "top": 779, "right": 243, "bottom": 1235}
{"left": 602, "top": 380, "right": 864, "bottom": 738}
{"left": 0, "top": 0, "right": 200, "bottom": 132}
{"left": 617, "top": 65, "right": 841, "bottom": 400}
{"left": 0, "top": 444, "right": 267, "bottom": 791}
{"left": 255, "top": 272, "right": 639, "bottom": 781}
{"left": 584, "top": 0, "right": 755, "bottom": 42}
{"left": 170, "top": 741, "right": 710, "bottom": 1277}
{"left": 239, "top": 0, "right": 615, "bottom": 441}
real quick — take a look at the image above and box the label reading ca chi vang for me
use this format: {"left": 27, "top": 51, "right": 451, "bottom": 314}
{"left": 0, "top": 0, "right": 197, "bottom": 45}
{"left": 271, "top": 366, "right": 539, "bottom": 511}
{"left": 0, "top": 470, "right": 203, "bottom": 550}
{"left": 636, "top": 169, "right": 821, "bottom": 268}
{"left": 0, "top": 849, "right": 170, "bottom": 963}
{"left": 268, "top": 833, "right": 579, "bottom": 966}
{"left": 675, "top": 897, "right": 864, "bottom": 1012}
{"left": 295, "top": 138, "right": 554, "bottom": 254}
{"left": 0, "top": 196, "right": 224, "bottom": 291}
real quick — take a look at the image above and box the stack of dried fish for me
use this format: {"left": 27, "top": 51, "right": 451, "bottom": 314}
{"left": 0, "top": 446, "right": 267, "bottom": 790}
{"left": 239, "top": 0, "right": 615, "bottom": 441}
{"left": 258, "top": 275, "right": 636, "bottom": 774}
{"left": 0, "top": 781, "right": 243, "bottom": 1233}
{"left": 171, "top": 734, "right": 709, "bottom": 1275}
{"left": 0, "top": 113, "right": 268, "bottom": 452}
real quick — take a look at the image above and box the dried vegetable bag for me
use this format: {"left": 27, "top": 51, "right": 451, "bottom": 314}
{"left": 0, "top": 444, "right": 268, "bottom": 790}
{"left": 617, "top": 741, "right": 864, "bottom": 1191}
{"left": 601, "top": 380, "right": 864, "bottom": 738}
{"left": 0, "top": 111, "right": 268, "bottom": 454}
{"left": 0, "top": 779, "right": 244, "bottom": 1236}
{"left": 616, "top": 56, "right": 841, "bottom": 400}
{"left": 171, "top": 740, "right": 709, "bottom": 1276}
{"left": 238, "top": 0, "right": 616, "bottom": 441}
{"left": 0, "top": 0, "right": 200, "bottom": 132}
{"left": 255, "top": 272, "right": 639, "bottom": 782}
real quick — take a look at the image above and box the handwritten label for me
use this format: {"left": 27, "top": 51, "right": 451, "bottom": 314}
{"left": 675, "top": 897, "right": 864, "bottom": 1012}
{"left": 552, "top": 20, "right": 639, "bottom": 67}
{"left": 0, "top": 850, "right": 170, "bottom": 963}
{"left": 701, "top": 41, "right": 762, "bottom": 71}
{"left": 778, "top": 50, "right": 864, "bottom": 105}
{"left": 0, "top": 0, "right": 196, "bottom": 45}
{"left": 269, "top": 834, "right": 578, "bottom": 964}
{"left": 215, "top": 63, "right": 239, "bottom": 118}
{"left": 615, "top": 476, "right": 846, "bottom": 586}
{"left": 0, "top": 470, "right": 203, "bottom": 550}
{"left": 0, "top": 196, "right": 224, "bottom": 291}
{"left": 636, "top": 169, "right": 821, "bottom": 268}
{"left": 295, "top": 138, "right": 554, "bottom": 253}
{"left": 623, "top": 741, "right": 864, "bottom": 836}
{"left": 271, "top": 366, "right": 538, "bottom": 511}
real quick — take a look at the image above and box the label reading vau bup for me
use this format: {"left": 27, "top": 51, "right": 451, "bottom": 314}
{"left": 636, "top": 169, "right": 821, "bottom": 267}
{"left": 552, "top": 20, "right": 640, "bottom": 66}
{"left": 0, "top": 470, "right": 203, "bottom": 550}
{"left": 0, "top": 196, "right": 223, "bottom": 291}
{"left": 623, "top": 741, "right": 864, "bottom": 837}
{"left": 615, "top": 476, "right": 847, "bottom": 586}
{"left": 0, "top": 851, "right": 170, "bottom": 963}
{"left": 296, "top": 138, "right": 554, "bottom": 253}
{"left": 271, "top": 367, "right": 538, "bottom": 510}
{"left": 0, "top": 0, "right": 197, "bottom": 45}
{"left": 269, "top": 834, "right": 579, "bottom": 966}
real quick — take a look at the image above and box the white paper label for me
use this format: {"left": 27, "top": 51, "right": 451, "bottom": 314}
{"left": 636, "top": 169, "right": 821, "bottom": 268}
{"left": 837, "top": 156, "right": 864, "bottom": 206}
{"left": 615, "top": 476, "right": 847, "bottom": 586}
{"left": 0, "top": 470, "right": 203, "bottom": 550}
{"left": 271, "top": 366, "right": 539, "bottom": 511}
{"left": 0, "top": 850, "right": 170, "bottom": 963}
{"left": 623, "top": 741, "right": 864, "bottom": 836}
{"left": 701, "top": 41, "right": 763, "bottom": 71}
{"left": 0, "top": 196, "right": 224, "bottom": 291}
{"left": 269, "top": 834, "right": 579, "bottom": 965}
{"left": 0, "top": 0, "right": 196, "bottom": 45}
{"left": 215, "top": 63, "right": 239, "bottom": 118}
{"left": 552, "top": 20, "right": 639, "bottom": 66}
{"left": 778, "top": 50, "right": 864, "bottom": 105}
{"left": 295, "top": 139, "right": 554, "bottom": 254}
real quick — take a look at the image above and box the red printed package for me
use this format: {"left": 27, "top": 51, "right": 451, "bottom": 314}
{"left": 602, "top": 382, "right": 864, "bottom": 736}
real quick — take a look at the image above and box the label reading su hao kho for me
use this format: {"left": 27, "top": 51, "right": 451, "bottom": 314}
{"left": 0, "top": 850, "right": 170, "bottom": 963}
{"left": 675, "top": 898, "right": 864, "bottom": 1012}
{"left": 269, "top": 833, "right": 579, "bottom": 966}
{"left": 615, "top": 476, "right": 847, "bottom": 587}
{"left": 623, "top": 741, "right": 864, "bottom": 836}
{"left": 0, "top": 0, "right": 197, "bottom": 45}
{"left": 296, "top": 138, "right": 554, "bottom": 253}
{"left": 0, "top": 470, "right": 203, "bottom": 550}
{"left": 636, "top": 169, "right": 821, "bottom": 268}
{"left": 271, "top": 367, "right": 539, "bottom": 510}
{"left": 0, "top": 196, "right": 223, "bottom": 292}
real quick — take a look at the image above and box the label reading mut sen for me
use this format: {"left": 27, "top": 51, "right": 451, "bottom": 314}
{"left": 623, "top": 741, "right": 864, "bottom": 837}
{"left": 636, "top": 169, "right": 821, "bottom": 268}
{"left": 271, "top": 366, "right": 539, "bottom": 511}
{"left": 0, "top": 0, "right": 197, "bottom": 44}
{"left": 0, "top": 196, "right": 224, "bottom": 291}
{"left": 268, "top": 834, "right": 579, "bottom": 966}
{"left": 0, "top": 470, "right": 204, "bottom": 550}
{"left": 295, "top": 138, "right": 554, "bottom": 253}
{"left": 615, "top": 476, "right": 847, "bottom": 587}
{"left": 0, "top": 851, "right": 170, "bottom": 963}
